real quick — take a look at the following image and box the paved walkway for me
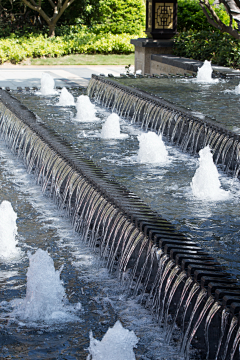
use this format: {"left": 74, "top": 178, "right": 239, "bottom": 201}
{"left": 0, "top": 65, "right": 125, "bottom": 89}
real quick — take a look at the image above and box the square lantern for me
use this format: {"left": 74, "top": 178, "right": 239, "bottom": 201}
{"left": 146, "top": 0, "right": 177, "bottom": 39}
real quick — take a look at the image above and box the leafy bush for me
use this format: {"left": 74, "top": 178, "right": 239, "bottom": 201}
{"left": 0, "top": 30, "right": 139, "bottom": 63}
{"left": 173, "top": 30, "right": 240, "bottom": 68}
{"left": 177, "top": 0, "right": 236, "bottom": 32}
{"left": 0, "top": 0, "right": 145, "bottom": 38}
{"left": 95, "top": 0, "right": 145, "bottom": 35}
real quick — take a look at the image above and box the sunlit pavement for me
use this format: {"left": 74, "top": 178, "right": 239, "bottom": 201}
{"left": 0, "top": 65, "right": 125, "bottom": 89}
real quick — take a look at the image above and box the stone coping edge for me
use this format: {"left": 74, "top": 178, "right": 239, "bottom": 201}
{"left": 151, "top": 54, "right": 240, "bottom": 76}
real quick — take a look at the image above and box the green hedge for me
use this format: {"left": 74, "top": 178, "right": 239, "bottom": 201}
{"left": 0, "top": 28, "right": 142, "bottom": 63}
{"left": 173, "top": 30, "right": 240, "bottom": 68}
{"left": 0, "top": 0, "right": 145, "bottom": 38}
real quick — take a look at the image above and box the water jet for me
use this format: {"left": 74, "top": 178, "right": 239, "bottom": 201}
{"left": 0, "top": 72, "right": 240, "bottom": 359}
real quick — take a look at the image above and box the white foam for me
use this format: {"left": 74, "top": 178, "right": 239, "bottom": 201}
{"left": 87, "top": 320, "right": 138, "bottom": 360}
{"left": 224, "top": 83, "right": 240, "bottom": 95}
{"left": 196, "top": 60, "right": 218, "bottom": 83}
{"left": 9, "top": 249, "right": 81, "bottom": 323}
{"left": 0, "top": 200, "right": 19, "bottom": 259}
{"left": 75, "top": 95, "right": 97, "bottom": 122}
{"left": 38, "top": 73, "right": 58, "bottom": 96}
{"left": 137, "top": 131, "right": 168, "bottom": 164}
{"left": 57, "top": 87, "right": 75, "bottom": 106}
{"left": 191, "top": 145, "right": 229, "bottom": 201}
{"left": 101, "top": 114, "right": 128, "bottom": 139}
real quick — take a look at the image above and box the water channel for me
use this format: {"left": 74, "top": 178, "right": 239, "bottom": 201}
{"left": 11, "top": 83, "right": 240, "bottom": 282}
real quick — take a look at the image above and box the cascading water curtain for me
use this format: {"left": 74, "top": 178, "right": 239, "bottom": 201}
{"left": 0, "top": 98, "right": 240, "bottom": 359}
{"left": 88, "top": 75, "right": 240, "bottom": 178}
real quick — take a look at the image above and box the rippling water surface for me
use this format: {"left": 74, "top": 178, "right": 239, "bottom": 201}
{"left": 12, "top": 86, "right": 240, "bottom": 283}
{"left": 115, "top": 77, "right": 240, "bottom": 133}
{"left": 0, "top": 137, "right": 188, "bottom": 359}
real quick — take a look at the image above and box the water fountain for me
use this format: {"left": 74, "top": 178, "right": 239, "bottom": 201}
{"left": 75, "top": 94, "right": 97, "bottom": 121}
{"left": 57, "top": 87, "right": 75, "bottom": 106}
{"left": 137, "top": 131, "right": 168, "bottom": 163}
{"left": 191, "top": 145, "right": 229, "bottom": 201}
{"left": 195, "top": 60, "right": 218, "bottom": 83}
{"left": 0, "top": 200, "right": 19, "bottom": 259}
{"left": 38, "top": 73, "right": 57, "bottom": 96}
{"left": 87, "top": 320, "right": 138, "bottom": 360}
{"left": 0, "top": 71, "right": 240, "bottom": 359}
{"left": 9, "top": 249, "right": 81, "bottom": 323}
{"left": 101, "top": 113, "right": 128, "bottom": 139}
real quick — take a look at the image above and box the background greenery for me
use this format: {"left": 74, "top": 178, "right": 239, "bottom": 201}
{"left": 173, "top": 30, "right": 240, "bottom": 68}
{"left": 174, "top": 0, "right": 239, "bottom": 68}
{"left": 177, "top": 0, "right": 235, "bottom": 32}
{"left": 0, "top": 0, "right": 145, "bottom": 38}
{"left": 0, "top": 0, "right": 239, "bottom": 68}
{"left": 0, "top": 0, "right": 145, "bottom": 64}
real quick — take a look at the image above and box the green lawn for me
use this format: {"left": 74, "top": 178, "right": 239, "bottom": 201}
{"left": 30, "top": 53, "right": 135, "bottom": 66}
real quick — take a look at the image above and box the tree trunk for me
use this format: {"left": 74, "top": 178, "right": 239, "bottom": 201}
{"left": 48, "top": 23, "right": 56, "bottom": 37}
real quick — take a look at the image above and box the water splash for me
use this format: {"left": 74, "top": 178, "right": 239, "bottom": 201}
{"left": 196, "top": 60, "right": 218, "bottom": 83}
{"left": 39, "top": 73, "right": 57, "bottom": 96}
{"left": 8, "top": 249, "right": 81, "bottom": 323}
{"left": 87, "top": 320, "right": 138, "bottom": 360}
{"left": 191, "top": 145, "right": 229, "bottom": 201}
{"left": 57, "top": 87, "right": 75, "bottom": 106}
{"left": 101, "top": 113, "right": 128, "bottom": 139}
{"left": 0, "top": 200, "right": 19, "bottom": 259}
{"left": 224, "top": 83, "right": 240, "bottom": 95}
{"left": 75, "top": 95, "right": 97, "bottom": 121}
{"left": 137, "top": 132, "right": 168, "bottom": 164}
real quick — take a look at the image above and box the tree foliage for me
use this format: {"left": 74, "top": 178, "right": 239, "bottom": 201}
{"left": 177, "top": 0, "right": 234, "bottom": 31}
{"left": 21, "top": 0, "right": 75, "bottom": 36}
{"left": 0, "top": 0, "right": 145, "bottom": 37}
{"left": 198, "top": 0, "right": 240, "bottom": 39}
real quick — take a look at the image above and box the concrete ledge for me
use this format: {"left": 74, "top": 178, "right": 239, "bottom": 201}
{"left": 151, "top": 54, "right": 240, "bottom": 76}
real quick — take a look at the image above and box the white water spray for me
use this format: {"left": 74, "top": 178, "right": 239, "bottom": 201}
{"left": 0, "top": 200, "right": 18, "bottom": 259}
{"left": 196, "top": 60, "right": 218, "bottom": 83}
{"left": 101, "top": 114, "right": 128, "bottom": 139}
{"left": 75, "top": 95, "right": 97, "bottom": 121}
{"left": 225, "top": 83, "right": 240, "bottom": 95}
{"left": 39, "top": 73, "right": 57, "bottom": 96}
{"left": 137, "top": 132, "right": 168, "bottom": 164}
{"left": 57, "top": 87, "right": 75, "bottom": 106}
{"left": 233, "top": 83, "right": 240, "bottom": 94}
{"left": 10, "top": 249, "right": 81, "bottom": 322}
{"left": 87, "top": 320, "right": 138, "bottom": 360}
{"left": 191, "top": 146, "right": 229, "bottom": 201}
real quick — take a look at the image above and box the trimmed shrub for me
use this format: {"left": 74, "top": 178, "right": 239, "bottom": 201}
{"left": 173, "top": 30, "right": 240, "bottom": 68}
{"left": 0, "top": 30, "right": 139, "bottom": 63}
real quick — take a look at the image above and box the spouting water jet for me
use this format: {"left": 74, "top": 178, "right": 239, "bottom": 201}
{"left": 191, "top": 145, "right": 229, "bottom": 201}
{"left": 10, "top": 249, "right": 81, "bottom": 322}
{"left": 0, "top": 200, "right": 19, "bottom": 259}
{"left": 39, "top": 73, "right": 57, "bottom": 96}
{"left": 137, "top": 132, "right": 168, "bottom": 164}
{"left": 196, "top": 60, "right": 218, "bottom": 83}
{"left": 101, "top": 113, "right": 128, "bottom": 139}
{"left": 57, "top": 87, "right": 75, "bottom": 106}
{"left": 87, "top": 320, "right": 138, "bottom": 360}
{"left": 75, "top": 94, "right": 97, "bottom": 121}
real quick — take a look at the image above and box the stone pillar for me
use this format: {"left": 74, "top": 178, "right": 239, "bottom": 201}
{"left": 130, "top": 38, "right": 174, "bottom": 74}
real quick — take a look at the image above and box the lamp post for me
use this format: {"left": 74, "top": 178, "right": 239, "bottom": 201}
{"left": 146, "top": 0, "right": 177, "bottom": 39}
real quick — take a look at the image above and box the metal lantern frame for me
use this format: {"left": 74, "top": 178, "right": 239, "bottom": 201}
{"left": 146, "top": 0, "right": 177, "bottom": 39}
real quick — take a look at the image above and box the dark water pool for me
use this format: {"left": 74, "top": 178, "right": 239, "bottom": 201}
{"left": 11, "top": 88, "right": 240, "bottom": 283}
